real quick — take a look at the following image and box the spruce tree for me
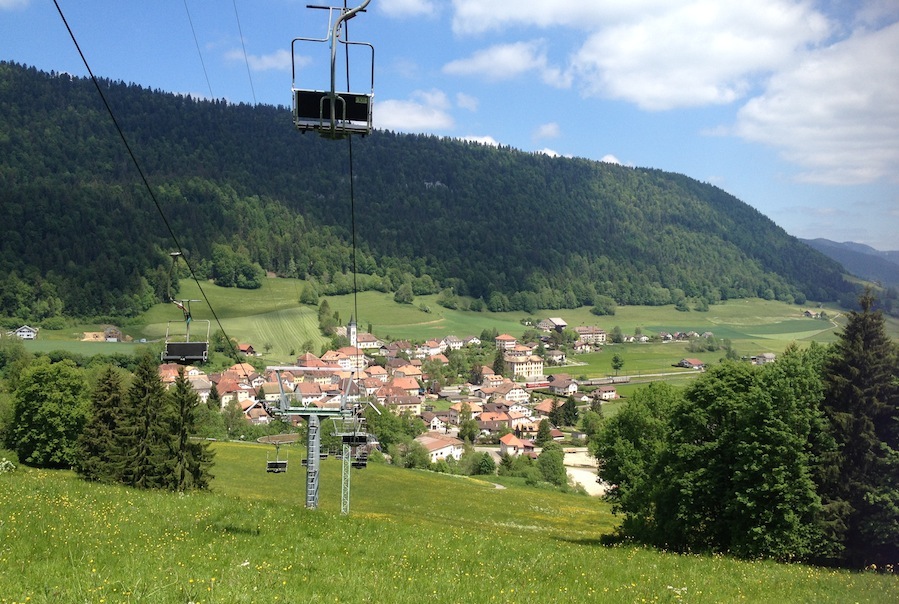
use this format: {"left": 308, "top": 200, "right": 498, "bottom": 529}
{"left": 169, "top": 368, "right": 214, "bottom": 491}
{"left": 820, "top": 290, "right": 899, "bottom": 567}
{"left": 119, "top": 351, "right": 174, "bottom": 489}
{"left": 76, "top": 366, "right": 126, "bottom": 483}
{"left": 207, "top": 381, "right": 221, "bottom": 410}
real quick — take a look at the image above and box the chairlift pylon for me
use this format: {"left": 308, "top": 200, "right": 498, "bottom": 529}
{"left": 291, "top": 0, "right": 374, "bottom": 139}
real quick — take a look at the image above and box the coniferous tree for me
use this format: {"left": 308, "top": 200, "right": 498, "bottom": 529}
{"left": 492, "top": 349, "right": 506, "bottom": 377}
{"left": 76, "top": 365, "right": 126, "bottom": 483}
{"left": 562, "top": 395, "right": 579, "bottom": 426}
{"left": 168, "top": 368, "right": 214, "bottom": 491}
{"left": 535, "top": 418, "right": 551, "bottom": 446}
{"left": 119, "top": 351, "right": 174, "bottom": 489}
{"left": 207, "top": 381, "right": 221, "bottom": 411}
{"left": 819, "top": 290, "right": 899, "bottom": 567}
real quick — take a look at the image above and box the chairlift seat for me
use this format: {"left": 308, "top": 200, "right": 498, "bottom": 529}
{"left": 293, "top": 89, "right": 372, "bottom": 138}
{"left": 342, "top": 433, "right": 369, "bottom": 446}
{"left": 266, "top": 460, "right": 288, "bottom": 473}
{"left": 161, "top": 341, "right": 209, "bottom": 364}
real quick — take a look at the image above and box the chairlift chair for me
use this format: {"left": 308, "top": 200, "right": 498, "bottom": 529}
{"left": 291, "top": 1, "right": 374, "bottom": 139}
{"left": 266, "top": 443, "right": 289, "bottom": 473}
{"left": 161, "top": 299, "right": 210, "bottom": 364}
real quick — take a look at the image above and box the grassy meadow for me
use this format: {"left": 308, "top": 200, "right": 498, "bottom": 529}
{"left": 23, "top": 276, "right": 885, "bottom": 377}
{"left": 1, "top": 442, "right": 897, "bottom": 603}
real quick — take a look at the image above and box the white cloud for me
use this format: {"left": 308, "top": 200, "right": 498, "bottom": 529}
{"left": 0, "top": 0, "right": 30, "bottom": 10}
{"left": 538, "top": 148, "right": 560, "bottom": 157}
{"left": 450, "top": 1, "right": 832, "bottom": 110}
{"left": 534, "top": 122, "right": 561, "bottom": 140}
{"left": 455, "top": 92, "right": 479, "bottom": 111}
{"left": 460, "top": 135, "right": 501, "bottom": 147}
{"left": 376, "top": 89, "right": 454, "bottom": 132}
{"left": 380, "top": 0, "right": 439, "bottom": 18}
{"left": 443, "top": 40, "right": 571, "bottom": 88}
{"left": 226, "top": 49, "right": 292, "bottom": 71}
{"left": 571, "top": 2, "right": 832, "bottom": 110}
{"left": 600, "top": 154, "right": 622, "bottom": 165}
{"left": 734, "top": 22, "right": 899, "bottom": 185}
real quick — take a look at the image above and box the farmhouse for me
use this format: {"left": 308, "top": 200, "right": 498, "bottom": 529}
{"left": 9, "top": 325, "right": 38, "bottom": 339}
{"left": 499, "top": 433, "right": 535, "bottom": 457}
{"left": 414, "top": 432, "right": 464, "bottom": 463}
{"left": 677, "top": 358, "right": 706, "bottom": 370}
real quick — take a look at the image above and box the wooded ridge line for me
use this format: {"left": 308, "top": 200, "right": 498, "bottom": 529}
{"left": 0, "top": 61, "right": 855, "bottom": 321}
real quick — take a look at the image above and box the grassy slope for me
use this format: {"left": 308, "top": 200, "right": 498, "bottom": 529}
{"left": 24, "top": 278, "right": 899, "bottom": 374}
{"left": 1, "top": 443, "right": 896, "bottom": 603}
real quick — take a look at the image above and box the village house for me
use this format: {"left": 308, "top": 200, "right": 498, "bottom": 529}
{"left": 385, "top": 376, "right": 421, "bottom": 397}
{"left": 441, "top": 335, "right": 463, "bottom": 351}
{"left": 533, "top": 398, "right": 560, "bottom": 419}
{"left": 545, "top": 349, "right": 566, "bottom": 365}
{"left": 385, "top": 395, "right": 423, "bottom": 416}
{"left": 751, "top": 352, "right": 777, "bottom": 365}
{"left": 188, "top": 375, "right": 213, "bottom": 404}
{"left": 504, "top": 353, "right": 544, "bottom": 381}
{"left": 477, "top": 410, "right": 511, "bottom": 433}
{"left": 293, "top": 382, "right": 326, "bottom": 406}
{"left": 421, "top": 411, "right": 448, "bottom": 433}
{"left": 238, "top": 343, "right": 257, "bottom": 356}
{"left": 448, "top": 401, "right": 482, "bottom": 425}
{"left": 499, "top": 433, "right": 536, "bottom": 457}
{"left": 572, "top": 340, "right": 593, "bottom": 354}
{"left": 549, "top": 378, "right": 578, "bottom": 396}
{"left": 537, "top": 317, "right": 568, "bottom": 333}
{"left": 9, "top": 325, "right": 38, "bottom": 340}
{"left": 592, "top": 385, "right": 619, "bottom": 401}
{"left": 354, "top": 331, "right": 382, "bottom": 350}
{"left": 574, "top": 325, "right": 607, "bottom": 345}
{"left": 494, "top": 333, "right": 517, "bottom": 350}
{"left": 364, "top": 364, "right": 388, "bottom": 382}
{"left": 677, "top": 358, "right": 706, "bottom": 370}
{"left": 414, "top": 432, "right": 464, "bottom": 464}
{"left": 479, "top": 381, "right": 530, "bottom": 404}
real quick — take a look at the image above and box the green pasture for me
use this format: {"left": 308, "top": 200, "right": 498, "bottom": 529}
{"left": 23, "top": 278, "right": 892, "bottom": 374}
{"left": 1, "top": 443, "right": 896, "bottom": 603}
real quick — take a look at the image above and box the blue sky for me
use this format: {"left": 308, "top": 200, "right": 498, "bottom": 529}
{"left": 2, "top": 0, "right": 897, "bottom": 250}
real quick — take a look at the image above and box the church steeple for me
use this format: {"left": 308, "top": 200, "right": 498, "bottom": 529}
{"left": 348, "top": 315, "right": 357, "bottom": 348}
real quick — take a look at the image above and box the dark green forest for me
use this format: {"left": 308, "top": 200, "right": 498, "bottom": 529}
{"left": 0, "top": 61, "right": 855, "bottom": 321}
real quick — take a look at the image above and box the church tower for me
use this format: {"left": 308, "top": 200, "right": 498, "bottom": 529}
{"left": 348, "top": 316, "right": 357, "bottom": 348}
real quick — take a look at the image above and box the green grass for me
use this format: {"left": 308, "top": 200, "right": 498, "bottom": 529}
{"left": 22, "top": 280, "right": 897, "bottom": 373}
{"left": 1, "top": 443, "right": 896, "bottom": 603}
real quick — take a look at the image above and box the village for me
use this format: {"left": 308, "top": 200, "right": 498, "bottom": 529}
{"left": 150, "top": 317, "right": 628, "bottom": 483}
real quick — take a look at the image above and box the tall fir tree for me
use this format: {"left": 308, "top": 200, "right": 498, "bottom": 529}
{"left": 207, "top": 380, "right": 221, "bottom": 411}
{"left": 168, "top": 368, "right": 214, "bottom": 491}
{"left": 119, "top": 351, "right": 174, "bottom": 489}
{"left": 819, "top": 290, "right": 899, "bottom": 567}
{"left": 76, "top": 365, "right": 126, "bottom": 483}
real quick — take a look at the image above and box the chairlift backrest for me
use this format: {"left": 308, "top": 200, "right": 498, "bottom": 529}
{"left": 291, "top": 0, "right": 374, "bottom": 139}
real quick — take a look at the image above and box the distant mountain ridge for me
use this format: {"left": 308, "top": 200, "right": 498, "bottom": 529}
{"left": 801, "top": 239, "right": 899, "bottom": 288}
{"left": 0, "top": 61, "right": 855, "bottom": 318}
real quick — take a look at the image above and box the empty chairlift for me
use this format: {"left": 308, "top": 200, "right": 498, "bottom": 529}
{"left": 291, "top": 1, "right": 374, "bottom": 139}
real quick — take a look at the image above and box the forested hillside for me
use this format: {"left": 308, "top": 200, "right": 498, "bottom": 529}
{"left": 0, "top": 61, "right": 853, "bottom": 320}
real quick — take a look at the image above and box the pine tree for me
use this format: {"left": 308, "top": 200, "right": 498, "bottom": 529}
{"left": 207, "top": 381, "right": 221, "bottom": 410}
{"left": 535, "top": 418, "right": 551, "bottom": 446}
{"left": 76, "top": 366, "right": 126, "bottom": 483}
{"left": 168, "top": 368, "right": 214, "bottom": 491}
{"left": 119, "top": 351, "right": 174, "bottom": 489}
{"left": 820, "top": 290, "right": 899, "bottom": 567}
